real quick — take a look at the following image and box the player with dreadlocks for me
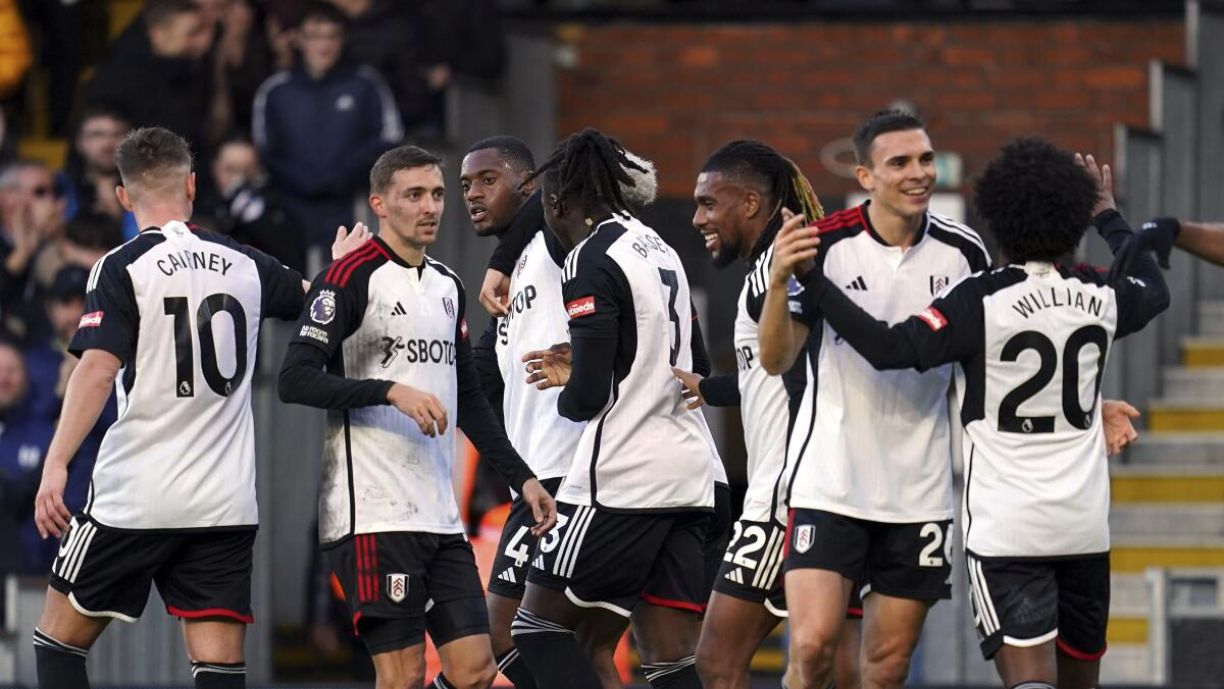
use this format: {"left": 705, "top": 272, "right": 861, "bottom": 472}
{"left": 758, "top": 110, "right": 993, "bottom": 689}
{"left": 669, "top": 140, "right": 863, "bottom": 689}
{"left": 508, "top": 128, "right": 721, "bottom": 689}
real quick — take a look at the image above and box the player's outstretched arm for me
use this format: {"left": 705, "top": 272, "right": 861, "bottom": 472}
{"left": 1176, "top": 220, "right": 1224, "bottom": 266}
{"left": 759, "top": 211, "right": 816, "bottom": 375}
{"left": 34, "top": 349, "right": 120, "bottom": 539}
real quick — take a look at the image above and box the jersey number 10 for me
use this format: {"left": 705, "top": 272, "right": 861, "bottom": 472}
{"left": 164, "top": 294, "right": 248, "bottom": 398}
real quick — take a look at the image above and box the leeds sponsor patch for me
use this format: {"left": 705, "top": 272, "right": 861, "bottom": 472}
{"left": 78, "top": 311, "right": 103, "bottom": 328}
{"left": 916, "top": 306, "right": 948, "bottom": 332}
{"left": 310, "top": 289, "right": 337, "bottom": 325}
{"left": 566, "top": 296, "right": 596, "bottom": 318}
{"left": 299, "top": 325, "right": 330, "bottom": 344}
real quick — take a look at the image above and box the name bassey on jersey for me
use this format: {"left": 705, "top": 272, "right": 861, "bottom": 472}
{"left": 494, "top": 227, "right": 583, "bottom": 484}
{"left": 557, "top": 214, "right": 721, "bottom": 512}
{"left": 70, "top": 221, "right": 304, "bottom": 530}
{"left": 785, "top": 203, "right": 991, "bottom": 524}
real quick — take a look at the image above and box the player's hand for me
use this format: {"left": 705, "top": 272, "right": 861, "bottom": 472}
{"left": 1075, "top": 153, "right": 1115, "bottom": 218}
{"left": 388, "top": 383, "right": 448, "bottom": 437}
{"left": 479, "top": 269, "right": 511, "bottom": 317}
{"left": 1101, "top": 399, "right": 1140, "bottom": 456}
{"left": 672, "top": 367, "right": 706, "bottom": 410}
{"left": 523, "top": 343, "right": 572, "bottom": 390}
{"left": 768, "top": 209, "right": 819, "bottom": 288}
{"left": 331, "top": 222, "right": 371, "bottom": 260}
{"left": 520, "top": 478, "right": 558, "bottom": 536}
{"left": 34, "top": 463, "right": 72, "bottom": 539}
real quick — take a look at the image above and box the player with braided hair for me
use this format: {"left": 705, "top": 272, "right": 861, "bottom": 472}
{"left": 508, "top": 128, "right": 721, "bottom": 689}
{"left": 670, "top": 140, "right": 863, "bottom": 689}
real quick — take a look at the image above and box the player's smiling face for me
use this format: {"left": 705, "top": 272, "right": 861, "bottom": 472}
{"left": 692, "top": 171, "right": 754, "bottom": 268}
{"left": 857, "top": 128, "right": 936, "bottom": 220}
{"left": 460, "top": 148, "right": 529, "bottom": 238}
{"left": 372, "top": 165, "right": 446, "bottom": 250}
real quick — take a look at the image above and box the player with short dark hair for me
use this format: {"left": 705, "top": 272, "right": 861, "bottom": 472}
{"left": 28, "top": 126, "right": 327, "bottom": 689}
{"left": 772, "top": 136, "right": 1169, "bottom": 689}
{"left": 278, "top": 144, "right": 557, "bottom": 689}
{"left": 672, "top": 139, "right": 863, "bottom": 689}
{"left": 759, "top": 110, "right": 992, "bottom": 689}
{"left": 508, "top": 129, "right": 720, "bottom": 689}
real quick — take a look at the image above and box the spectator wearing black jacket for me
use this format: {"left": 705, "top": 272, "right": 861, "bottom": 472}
{"left": 82, "top": 0, "right": 214, "bottom": 152}
{"left": 252, "top": 1, "right": 402, "bottom": 250}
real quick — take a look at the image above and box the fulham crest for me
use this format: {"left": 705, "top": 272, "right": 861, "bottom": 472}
{"left": 387, "top": 573, "right": 408, "bottom": 603}
{"left": 794, "top": 525, "right": 814, "bottom": 554}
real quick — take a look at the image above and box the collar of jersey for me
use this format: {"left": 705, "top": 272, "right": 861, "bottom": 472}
{"left": 373, "top": 236, "right": 426, "bottom": 273}
{"left": 859, "top": 200, "right": 928, "bottom": 250}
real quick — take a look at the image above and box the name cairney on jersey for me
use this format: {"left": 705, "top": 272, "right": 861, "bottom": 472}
{"left": 71, "top": 221, "right": 303, "bottom": 530}
{"left": 558, "top": 215, "right": 720, "bottom": 511}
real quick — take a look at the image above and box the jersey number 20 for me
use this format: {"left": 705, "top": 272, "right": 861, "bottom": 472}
{"left": 164, "top": 294, "right": 248, "bottom": 398}
{"left": 998, "top": 325, "right": 1108, "bottom": 433}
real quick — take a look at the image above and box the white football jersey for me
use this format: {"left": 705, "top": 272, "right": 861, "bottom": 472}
{"left": 293, "top": 241, "right": 471, "bottom": 543}
{"left": 71, "top": 221, "right": 304, "bottom": 529}
{"left": 496, "top": 228, "right": 583, "bottom": 482}
{"left": 816, "top": 260, "right": 1167, "bottom": 557}
{"left": 557, "top": 215, "right": 718, "bottom": 511}
{"left": 786, "top": 204, "right": 990, "bottom": 523}
{"left": 736, "top": 244, "right": 797, "bottom": 525}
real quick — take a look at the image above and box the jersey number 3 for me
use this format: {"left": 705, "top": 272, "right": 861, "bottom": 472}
{"left": 658, "top": 268, "right": 680, "bottom": 366}
{"left": 164, "top": 294, "right": 248, "bottom": 398}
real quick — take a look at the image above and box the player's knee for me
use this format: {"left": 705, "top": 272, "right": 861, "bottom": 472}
{"left": 376, "top": 660, "right": 425, "bottom": 689}
{"left": 862, "top": 649, "right": 911, "bottom": 689}
{"left": 789, "top": 628, "right": 838, "bottom": 674}
{"left": 695, "top": 639, "right": 736, "bottom": 684}
{"left": 446, "top": 660, "right": 498, "bottom": 689}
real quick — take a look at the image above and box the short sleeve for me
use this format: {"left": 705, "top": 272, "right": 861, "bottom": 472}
{"left": 69, "top": 255, "right": 139, "bottom": 362}
{"left": 289, "top": 275, "right": 362, "bottom": 358}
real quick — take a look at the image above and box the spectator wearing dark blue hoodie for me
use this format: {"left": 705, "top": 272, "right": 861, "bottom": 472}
{"left": 252, "top": 1, "right": 402, "bottom": 250}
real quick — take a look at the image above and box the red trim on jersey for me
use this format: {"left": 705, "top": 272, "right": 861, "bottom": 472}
{"left": 846, "top": 606, "right": 863, "bottom": 619}
{"left": 369, "top": 534, "right": 380, "bottom": 600}
{"left": 641, "top": 592, "right": 704, "bottom": 613}
{"left": 326, "top": 242, "right": 379, "bottom": 285}
{"left": 815, "top": 207, "right": 862, "bottom": 233}
{"left": 1073, "top": 262, "right": 1108, "bottom": 274}
{"left": 340, "top": 245, "right": 385, "bottom": 287}
{"left": 166, "top": 606, "right": 254, "bottom": 624}
{"left": 1056, "top": 637, "right": 1106, "bottom": 661}
{"left": 352, "top": 611, "right": 364, "bottom": 634}
{"left": 782, "top": 509, "right": 796, "bottom": 560}
{"left": 356, "top": 535, "right": 368, "bottom": 602}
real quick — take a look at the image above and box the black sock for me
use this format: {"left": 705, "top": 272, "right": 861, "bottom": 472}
{"left": 33, "top": 628, "right": 90, "bottom": 689}
{"left": 1009, "top": 683, "right": 1056, "bottom": 689}
{"left": 642, "top": 655, "right": 701, "bottom": 689}
{"left": 496, "top": 647, "right": 539, "bottom": 689}
{"left": 192, "top": 661, "right": 246, "bottom": 688}
{"left": 511, "top": 609, "right": 602, "bottom": 689}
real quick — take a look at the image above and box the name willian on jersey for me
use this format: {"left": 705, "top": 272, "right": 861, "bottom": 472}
{"left": 1011, "top": 285, "right": 1104, "bottom": 319}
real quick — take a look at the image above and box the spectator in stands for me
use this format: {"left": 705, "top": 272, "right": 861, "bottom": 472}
{"left": 327, "top": 0, "right": 430, "bottom": 134}
{"left": 197, "top": 136, "right": 305, "bottom": 272}
{"left": 59, "top": 210, "right": 123, "bottom": 274}
{"left": 253, "top": 1, "right": 401, "bottom": 250}
{"left": 56, "top": 107, "right": 139, "bottom": 241}
{"left": 0, "top": 340, "right": 55, "bottom": 575}
{"left": 0, "top": 160, "right": 66, "bottom": 344}
{"left": 197, "top": 0, "right": 278, "bottom": 142}
{"left": 83, "top": 0, "right": 215, "bottom": 152}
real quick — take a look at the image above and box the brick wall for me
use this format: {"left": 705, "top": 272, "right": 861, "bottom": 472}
{"left": 554, "top": 19, "right": 1186, "bottom": 203}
